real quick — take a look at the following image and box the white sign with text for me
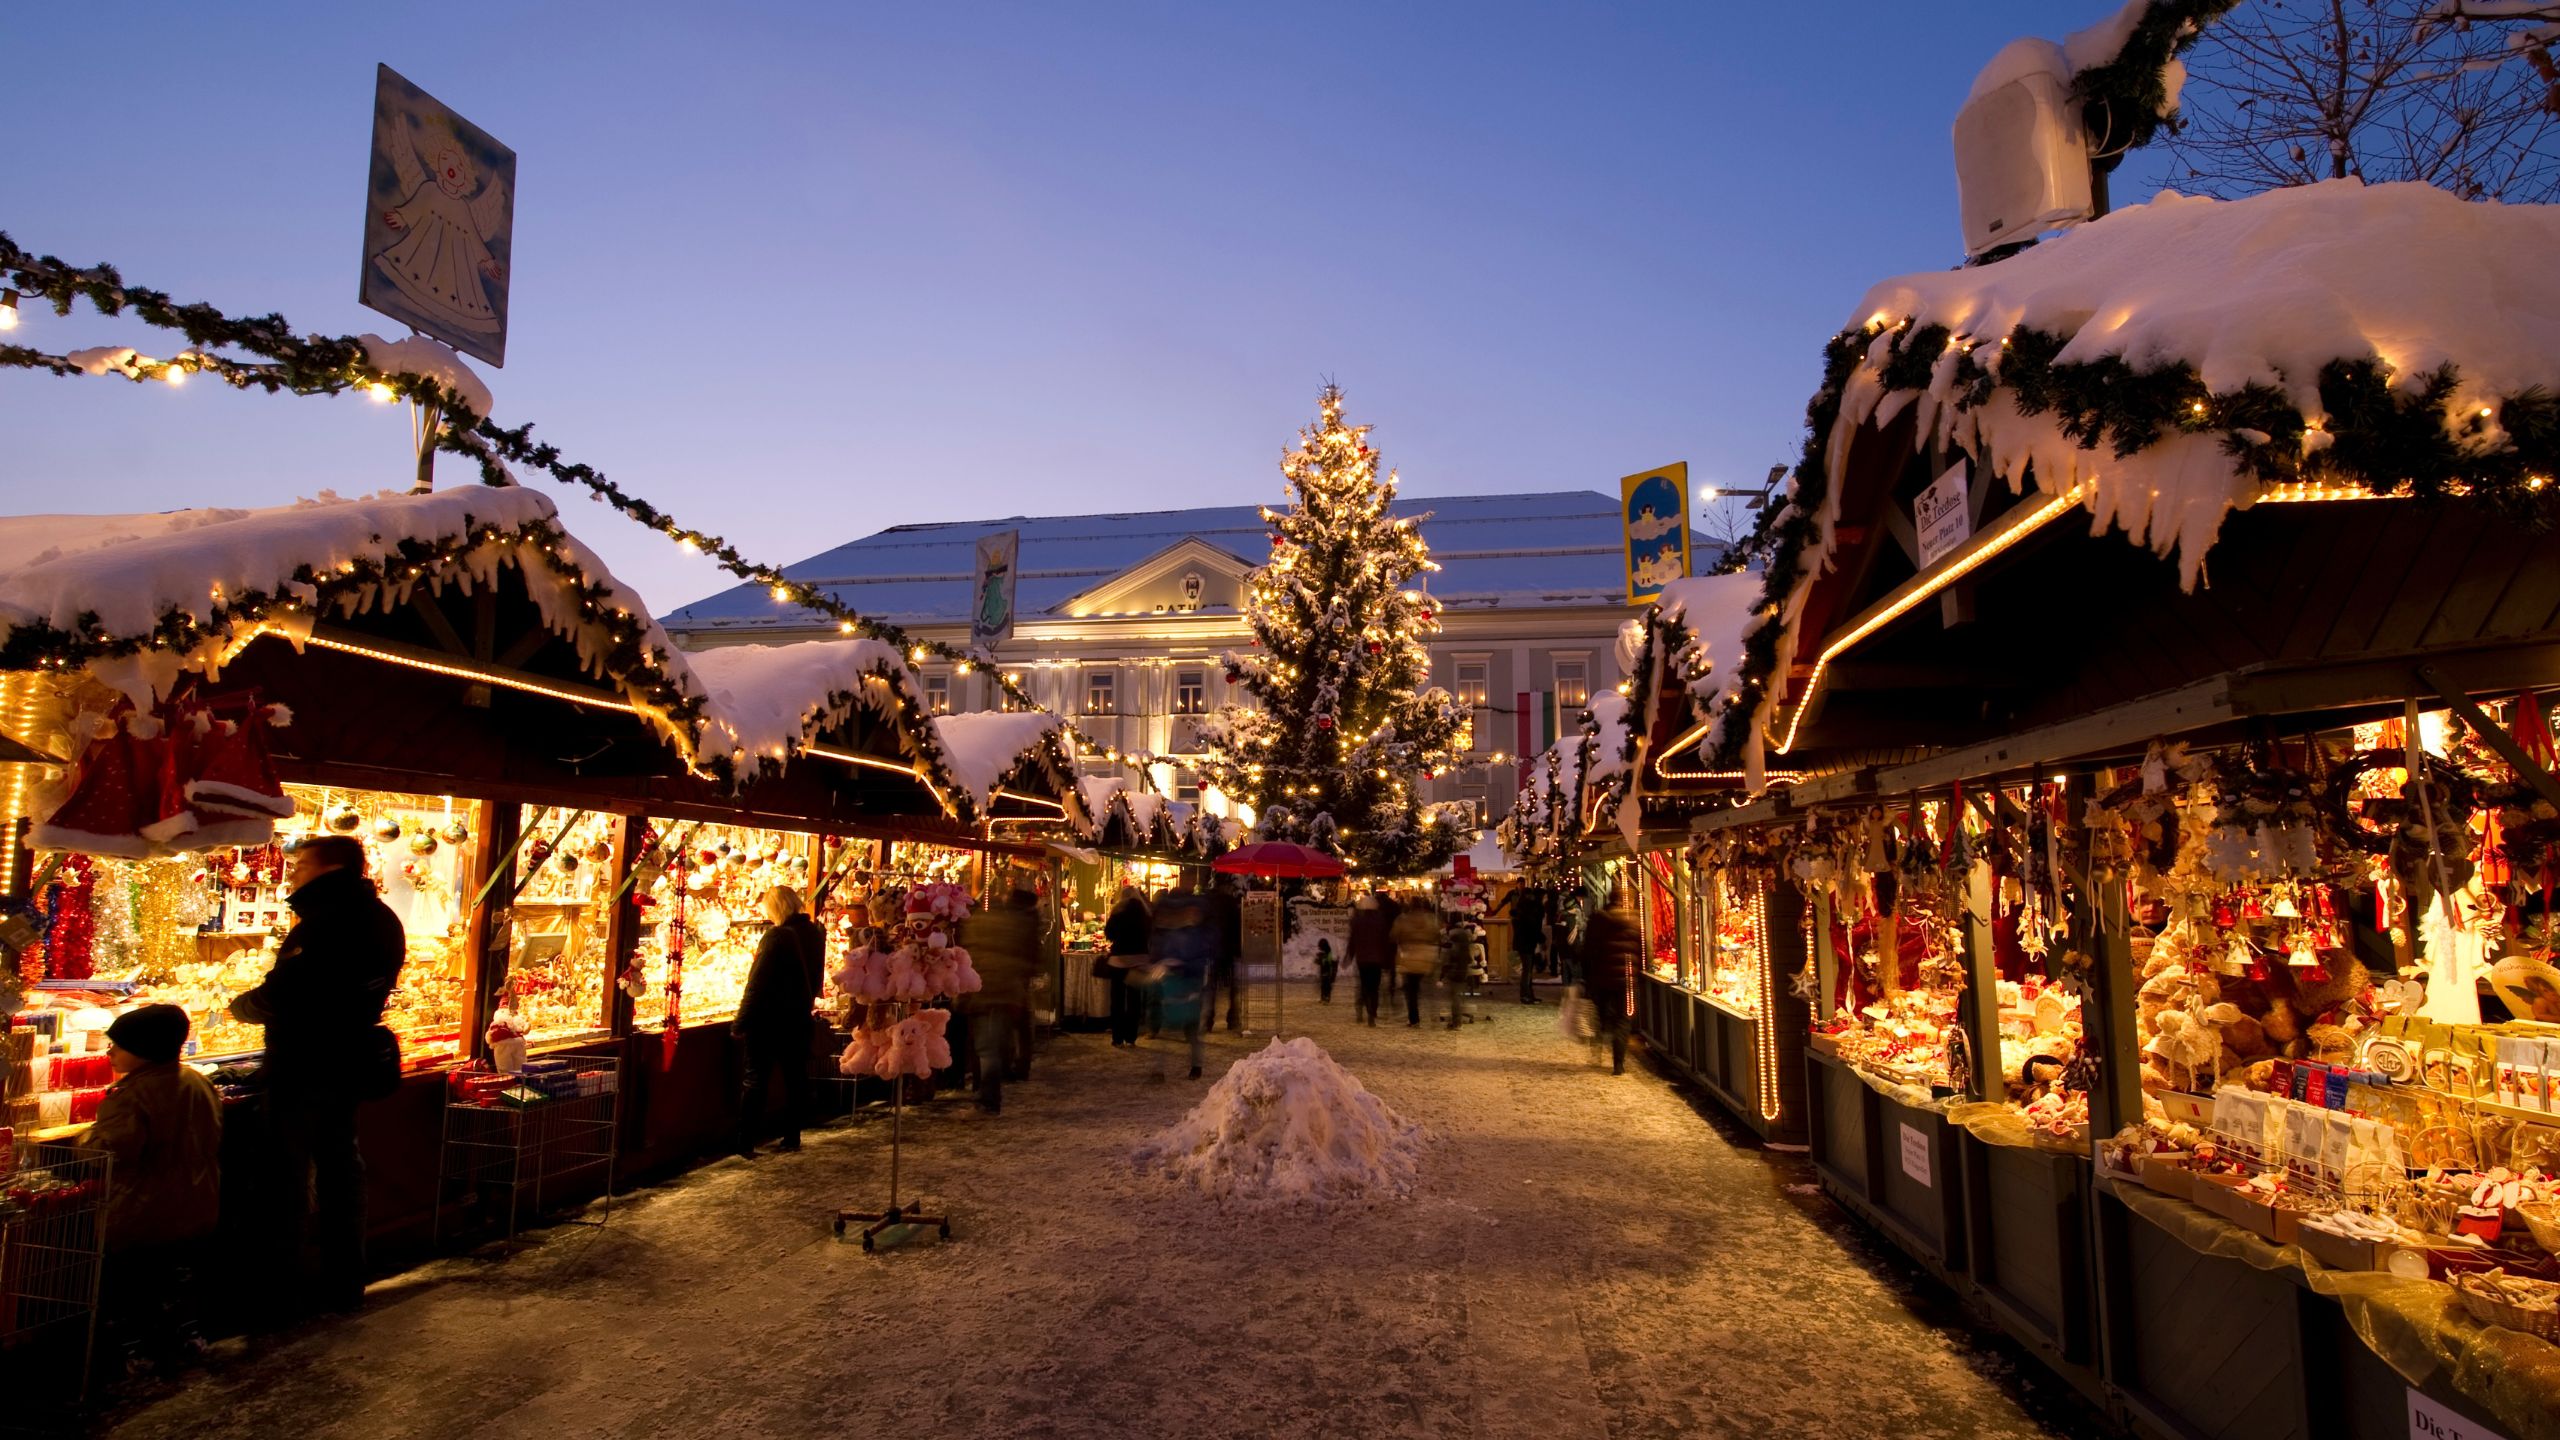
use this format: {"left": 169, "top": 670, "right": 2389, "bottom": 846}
{"left": 2409, "top": 1388, "right": 2508, "bottom": 1440}
{"left": 1899, "top": 1122, "right": 1932, "bottom": 1187}
{"left": 1914, "top": 460, "right": 1973, "bottom": 568}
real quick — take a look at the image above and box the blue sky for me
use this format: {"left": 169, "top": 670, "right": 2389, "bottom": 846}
{"left": 3, "top": 2, "right": 2175, "bottom": 615}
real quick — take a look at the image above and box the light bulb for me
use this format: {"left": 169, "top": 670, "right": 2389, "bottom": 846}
{"left": 770, "top": 584, "right": 792, "bottom": 602}
{"left": 0, "top": 288, "right": 17, "bottom": 330}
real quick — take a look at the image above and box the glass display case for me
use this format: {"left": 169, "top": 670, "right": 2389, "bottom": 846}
{"left": 630, "top": 822, "right": 818, "bottom": 1027}
{"left": 500, "top": 807, "right": 623, "bottom": 1047}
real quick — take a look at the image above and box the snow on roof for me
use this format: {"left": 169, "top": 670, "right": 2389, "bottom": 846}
{"left": 359, "top": 335, "right": 493, "bottom": 420}
{"left": 932, "top": 709, "right": 1071, "bottom": 812}
{"left": 686, "top": 637, "right": 920, "bottom": 764}
{"left": 2061, "top": 0, "right": 2167, "bottom": 74}
{"left": 1631, "top": 572, "right": 1768, "bottom": 745}
{"left": 1846, "top": 180, "right": 2560, "bottom": 581}
{"left": 661, "top": 491, "right": 1650, "bottom": 631}
{"left": 0, "top": 488, "right": 707, "bottom": 753}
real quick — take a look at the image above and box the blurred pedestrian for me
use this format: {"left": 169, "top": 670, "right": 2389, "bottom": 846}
{"left": 1579, "top": 880, "right": 1641, "bottom": 1075}
{"left": 1348, "top": 892, "right": 1395, "bottom": 1026}
{"left": 1103, "top": 884, "right": 1151, "bottom": 1047}
{"left": 1391, "top": 897, "right": 1441, "bottom": 1028}
{"left": 1149, "top": 881, "right": 1218, "bottom": 1079}
{"left": 962, "top": 886, "right": 1040, "bottom": 1113}
{"left": 1495, "top": 884, "right": 1547, "bottom": 1004}
{"left": 1205, "top": 874, "right": 1243, "bottom": 1031}
{"left": 1313, "top": 937, "right": 1339, "bottom": 1004}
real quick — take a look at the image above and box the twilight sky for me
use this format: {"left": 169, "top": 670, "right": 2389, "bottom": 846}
{"left": 3, "top": 2, "right": 2176, "bottom": 616}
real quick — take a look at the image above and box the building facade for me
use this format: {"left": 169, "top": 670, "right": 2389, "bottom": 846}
{"left": 661, "top": 491, "right": 1686, "bottom": 828}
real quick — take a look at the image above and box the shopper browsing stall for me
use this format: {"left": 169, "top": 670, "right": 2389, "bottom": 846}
{"left": 227, "top": 834, "right": 407, "bottom": 1319}
{"left": 1392, "top": 899, "right": 1441, "bottom": 1028}
{"left": 84, "top": 1003, "right": 222, "bottom": 1374}
{"left": 734, "top": 886, "right": 815, "bottom": 1156}
{"left": 961, "top": 886, "right": 1040, "bottom": 1113}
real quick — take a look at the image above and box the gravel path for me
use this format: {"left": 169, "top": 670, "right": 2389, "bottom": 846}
{"left": 107, "top": 986, "right": 2102, "bottom": 1439}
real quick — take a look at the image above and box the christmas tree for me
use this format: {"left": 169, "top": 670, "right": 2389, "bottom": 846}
{"left": 1196, "top": 385, "right": 1476, "bottom": 876}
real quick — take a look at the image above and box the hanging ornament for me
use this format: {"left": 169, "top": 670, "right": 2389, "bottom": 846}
{"left": 373, "top": 816, "right": 403, "bottom": 843}
{"left": 1315, "top": 715, "right": 1334, "bottom": 731}
{"left": 586, "top": 837, "right": 615, "bottom": 865}
{"left": 442, "top": 817, "right": 470, "bottom": 844}
{"left": 526, "top": 838, "right": 554, "bottom": 868}
{"left": 326, "top": 803, "right": 363, "bottom": 834}
{"left": 556, "top": 848, "right": 581, "bottom": 874}
{"left": 409, "top": 831, "right": 440, "bottom": 857}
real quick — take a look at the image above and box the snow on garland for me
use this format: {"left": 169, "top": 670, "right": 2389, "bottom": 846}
{"left": 0, "top": 232, "right": 1044, "bottom": 717}
{"left": 1710, "top": 180, "right": 2560, "bottom": 774}
{"left": 1130, "top": 1037, "right": 1425, "bottom": 1210}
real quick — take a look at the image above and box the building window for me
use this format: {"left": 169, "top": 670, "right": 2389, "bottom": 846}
{"left": 923, "top": 674, "right": 950, "bottom": 714}
{"left": 1174, "top": 668, "right": 1207, "bottom": 716}
{"left": 1454, "top": 660, "right": 1489, "bottom": 711}
{"left": 1085, "top": 670, "right": 1117, "bottom": 715}
{"left": 1459, "top": 786, "right": 1489, "bottom": 826}
{"left": 1553, "top": 657, "right": 1589, "bottom": 711}
{"left": 1175, "top": 769, "right": 1201, "bottom": 804}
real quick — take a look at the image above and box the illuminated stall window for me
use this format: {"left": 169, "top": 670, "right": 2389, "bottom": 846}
{"left": 500, "top": 807, "right": 623, "bottom": 1046}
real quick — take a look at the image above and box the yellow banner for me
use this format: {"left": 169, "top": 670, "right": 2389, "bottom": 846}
{"left": 1620, "top": 462, "right": 1690, "bottom": 605}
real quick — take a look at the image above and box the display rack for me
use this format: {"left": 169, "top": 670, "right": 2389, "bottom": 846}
{"left": 433, "top": 1044, "right": 622, "bottom": 1254}
{"left": 832, "top": 1074, "right": 950, "bottom": 1252}
{"left": 1, "top": 1139, "right": 108, "bottom": 1404}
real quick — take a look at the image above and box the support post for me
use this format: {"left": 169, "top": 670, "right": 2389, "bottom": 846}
{"left": 1961, "top": 856, "right": 2001, "bottom": 1104}
{"left": 461, "top": 799, "right": 522, "bottom": 1064}
{"left": 2087, "top": 875, "right": 2143, "bottom": 1139}
{"left": 1812, "top": 887, "right": 1838, "bottom": 1024}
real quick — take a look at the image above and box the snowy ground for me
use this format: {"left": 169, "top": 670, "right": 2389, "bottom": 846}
{"left": 105, "top": 983, "right": 2101, "bottom": 1439}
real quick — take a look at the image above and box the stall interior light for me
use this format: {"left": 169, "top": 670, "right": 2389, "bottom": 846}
{"left": 989, "top": 786, "right": 1066, "bottom": 816}
{"left": 298, "top": 632, "right": 642, "bottom": 715}
{"left": 805, "top": 743, "right": 948, "bottom": 808}
{"left": 1756, "top": 886, "right": 1781, "bottom": 1120}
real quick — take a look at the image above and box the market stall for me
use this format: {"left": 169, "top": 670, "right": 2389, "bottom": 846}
{"left": 1651, "top": 178, "right": 2560, "bottom": 1434}
{"left": 1050, "top": 776, "right": 1241, "bottom": 1024}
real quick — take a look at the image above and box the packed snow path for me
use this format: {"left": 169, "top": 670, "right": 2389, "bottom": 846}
{"left": 110, "top": 986, "right": 2097, "bottom": 1439}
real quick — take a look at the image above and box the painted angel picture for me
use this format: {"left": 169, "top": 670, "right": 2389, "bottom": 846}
{"left": 360, "top": 65, "right": 516, "bottom": 366}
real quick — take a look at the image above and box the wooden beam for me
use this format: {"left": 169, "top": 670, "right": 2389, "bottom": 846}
{"left": 2415, "top": 663, "right": 2560, "bottom": 810}
{"left": 1872, "top": 675, "right": 2236, "bottom": 794}
{"left": 1960, "top": 858, "right": 2001, "bottom": 1105}
{"left": 1811, "top": 887, "right": 1838, "bottom": 1024}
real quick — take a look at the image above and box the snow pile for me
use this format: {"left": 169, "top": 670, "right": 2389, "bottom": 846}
{"left": 934, "top": 708, "right": 1068, "bottom": 810}
{"left": 1131, "top": 1037, "right": 1425, "bottom": 1209}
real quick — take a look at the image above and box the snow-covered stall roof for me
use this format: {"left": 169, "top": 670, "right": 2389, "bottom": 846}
{"left": 684, "top": 637, "right": 967, "bottom": 808}
{"left": 1614, "top": 572, "right": 1770, "bottom": 768}
{"left": 1076, "top": 774, "right": 1241, "bottom": 856}
{"left": 932, "top": 709, "right": 1079, "bottom": 819}
{"left": 0, "top": 487, "right": 710, "bottom": 757}
{"left": 1718, "top": 180, "right": 2560, "bottom": 776}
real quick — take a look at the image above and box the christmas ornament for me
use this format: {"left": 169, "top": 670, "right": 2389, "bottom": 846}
{"left": 374, "top": 816, "right": 403, "bottom": 843}
{"left": 326, "top": 804, "right": 363, "bottom": 834}
{"left": 410, "top": 831, "right": 440, "bottom": 856}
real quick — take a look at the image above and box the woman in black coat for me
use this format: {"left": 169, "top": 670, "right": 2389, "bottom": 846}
{"left": 734, "top": 887, "right": 815, "bottom": 1156}
{"left": 1102, "top": 885, "right": 1152, "bottom": 1048}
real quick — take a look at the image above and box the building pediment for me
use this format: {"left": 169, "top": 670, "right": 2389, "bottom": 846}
{"left": 1055, "top": 536, "right": 1255, "bottom": 619}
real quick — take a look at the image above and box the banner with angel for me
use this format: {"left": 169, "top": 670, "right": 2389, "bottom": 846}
{"left": 360, "top": 64, "right": 516, "bottom": 367}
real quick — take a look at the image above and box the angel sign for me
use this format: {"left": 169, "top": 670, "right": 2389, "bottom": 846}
{"left": 360, "top": 65, "right": 515, "bottom": 366}
{"left": 1619, "top": 463, "right": 1690, "bottom": 605}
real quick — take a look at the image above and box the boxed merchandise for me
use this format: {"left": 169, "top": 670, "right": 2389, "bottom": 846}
{"left": 2139, "top": 1153, "right": 2196, "bottom": 1203}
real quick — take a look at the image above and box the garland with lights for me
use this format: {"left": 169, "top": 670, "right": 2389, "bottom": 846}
{"left": 1710, "top": 314, "right": 2560, "bottom": 771}
{"left": 0, "top": 233, "right": 1044, "bottom": 721}
{"left": 2068, "top": 0, "right": 2235, "bottom": 160}
{"left": 1190, "top": 385, "right": 1472, "bottom": 876}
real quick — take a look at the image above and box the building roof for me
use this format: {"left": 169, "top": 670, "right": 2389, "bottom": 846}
{"left": 663, "top": 490, "right": 1671, "bottom": 633}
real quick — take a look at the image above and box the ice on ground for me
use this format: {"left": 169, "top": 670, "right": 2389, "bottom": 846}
{"left": 1130, "top": 1036, "right": 1424, "bottom": 1209}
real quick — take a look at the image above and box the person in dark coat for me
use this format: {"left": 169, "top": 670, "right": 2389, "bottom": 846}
{"left": 781, "top": 904, "right": 828, "bottom": 1004}
{"left": 1205, "top": 875, "right": 1244, "bottom": 1031}
{"left": 1347, "top": 893, "right": 1396, "bottom": 1026}
{"left": 734, "top": 886, "right": 815, "bottom": 1156}
{"left": 1578, "top": 883, "right": 1641, "bottom": 1075}
{"left": 961, "top": 886, "right": 1040, "bottom": 1112}
{"left": 1149, "top": 883, "right": 1217, "bottom": 1079}
{"left": 87, "top": 1003, "right": 221, "bottom": 1372}
{"left": 1495, "top": 884, "right": 1547, "bottom": 1003}
{"left": 228, "top": 834, "right": 405, "bottom": 1318}
{"left": 1103, "top": 885, "right": 1152, "bottom": 1048}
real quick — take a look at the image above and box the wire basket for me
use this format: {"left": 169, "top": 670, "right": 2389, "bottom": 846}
{"left": 2, "top": 1140, "right": 110, "bottom": 1398}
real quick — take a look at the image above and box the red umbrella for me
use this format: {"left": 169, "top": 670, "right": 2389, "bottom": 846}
{"left": 1212, "top": 840, "right": 1346, "bottom": 879}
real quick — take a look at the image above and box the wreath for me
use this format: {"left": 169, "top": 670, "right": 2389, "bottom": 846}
{"left": 2319, "top": 748, "right": 2482, "bottom": 896}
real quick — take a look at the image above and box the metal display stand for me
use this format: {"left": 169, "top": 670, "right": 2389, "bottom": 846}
{"left": 1, "top": 1139, "right": 108, "bottom": 1405}
{"left": 434, "top": 1044, "right": 622, "bottom": 1253}
{"left": 832, "top": 1074, "right": 949, "bottom": 1252}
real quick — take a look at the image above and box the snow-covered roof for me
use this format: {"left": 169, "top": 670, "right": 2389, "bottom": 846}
{"left": 0, "top": 487, "right": 710, "bottom": 757}
{"left": 662, "top": 491, "right": 1666, "bottom": 631}
{"left": 1076, "top": 774, "right": 1242, "bottom": 855}
{"left": 688, "top": 637, "right": 922, "bottom": 763}
{"left": 1846, "top": 181, "right": 2560, "bottom": 580}
{"left": 932, "top": 709, "right": 1076, "bottom": 814}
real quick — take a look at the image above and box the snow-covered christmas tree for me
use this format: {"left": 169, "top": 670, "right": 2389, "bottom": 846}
{"left": 1195, "top": 385, "right": 1476, "bottom": 876}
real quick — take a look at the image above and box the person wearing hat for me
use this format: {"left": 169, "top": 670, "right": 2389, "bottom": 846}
{"left": 85, "top": 1003, "right": 223, "bottom": 1374}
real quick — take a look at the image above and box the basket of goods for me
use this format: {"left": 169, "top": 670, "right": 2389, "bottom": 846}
{"left": 2451, "top": 1268, "right": 2560, "bottom": 1341}
{"left": 2518, "top": 1200, "right": 2560, "bottom": 1256}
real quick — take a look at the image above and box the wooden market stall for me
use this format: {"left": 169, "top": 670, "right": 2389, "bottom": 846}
{"left": 1625, "top": 180, "right": 2560, "bottom": 1437}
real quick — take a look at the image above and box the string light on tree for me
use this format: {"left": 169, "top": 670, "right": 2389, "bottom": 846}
{"left": 1191, "top": 384, "right": 1474, "bottom": 876}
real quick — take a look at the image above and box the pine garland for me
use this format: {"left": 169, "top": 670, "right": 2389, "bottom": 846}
{"left": 0, "top": 232, "right": 1039, "bottom": 717}
{"left": 2068, "top": 0, "right": 2237, "bottom": 158}
{"left": 1710, "top": 314, "right": 2560, "bottom": 770}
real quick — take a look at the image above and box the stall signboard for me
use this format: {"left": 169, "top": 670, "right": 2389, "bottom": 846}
{"left": 1620, "top": 463, "right": 1690, "bottom": 604}
{"left": 972, "top": 529, "right": 1019, "bottom": 648}
{"left": 1914, "top": 460, "right": 1971, "bottom": 568}
{"left": 2409, "top": 1389, "right": 2509, "bottom": 1440}
{"left": 360, "top": 65, "right": 516, "bottom": 367}
{"left": 1898, "top": 1121, "right": 1932, "bottom": 1186}
{"left": 1284, "top": 901, "right": 1352, "bottom": 979}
